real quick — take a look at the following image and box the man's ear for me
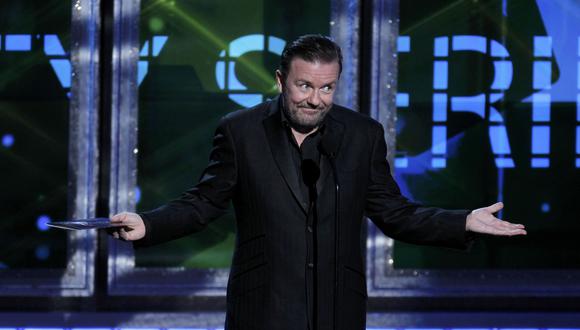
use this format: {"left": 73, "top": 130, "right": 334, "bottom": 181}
{"left": 275, "top": 70, "right": 284, "bottom": 93}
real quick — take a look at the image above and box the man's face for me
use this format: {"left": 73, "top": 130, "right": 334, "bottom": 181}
{"left": 276, "top": 58, "right": 340, "bottom": 133}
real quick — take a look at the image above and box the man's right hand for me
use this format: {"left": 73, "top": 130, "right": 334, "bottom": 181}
{"left": 109, "top": 212, "right": 146, "bottom": 241}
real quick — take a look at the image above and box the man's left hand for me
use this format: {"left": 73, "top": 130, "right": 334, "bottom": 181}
{"left": 466, "top": 202, "right": 527, "bottom": 236}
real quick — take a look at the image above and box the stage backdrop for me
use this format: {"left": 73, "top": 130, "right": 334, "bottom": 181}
{"left": 1, "top": 0, "right": 579, "bottom": 312}
{"left": 393, "top": 0, "right": 580, "bottom": 269}
{"left": 135, "top": 0, "right": 331, "bottom": 268}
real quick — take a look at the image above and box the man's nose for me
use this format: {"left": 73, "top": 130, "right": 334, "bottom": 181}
{"left": 307, "top": 90, "right": 321, "bottom": 108}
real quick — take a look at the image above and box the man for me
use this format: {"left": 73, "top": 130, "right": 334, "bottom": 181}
{"left": 110, "top": 35, "right": 526, "bottom": 330}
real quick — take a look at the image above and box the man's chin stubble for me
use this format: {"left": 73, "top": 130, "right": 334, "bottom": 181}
{"left": 292, "top": 111, "right": 327, "bottom": 133}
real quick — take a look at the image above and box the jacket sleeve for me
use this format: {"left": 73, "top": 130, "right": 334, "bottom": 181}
{"left": 364, "top": 123, "right": 472, "bottom": 250}
{"left": 134, "top": 117, "right": 237, "bottom": 248}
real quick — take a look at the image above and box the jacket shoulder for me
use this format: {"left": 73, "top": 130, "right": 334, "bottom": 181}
{"left": 220, "top": 98, "right": 273, "bottom": 127}
{"left": 330, "top": 104, "right": 383, "bottom": 132}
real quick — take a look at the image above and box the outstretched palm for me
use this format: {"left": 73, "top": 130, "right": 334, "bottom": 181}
{"left": 466, "top": 202, "right": 526, "bottom": 236}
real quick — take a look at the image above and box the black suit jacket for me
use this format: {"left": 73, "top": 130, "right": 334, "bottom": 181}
{"left": 137, "top": 96, "right": 471, "bottom": 330}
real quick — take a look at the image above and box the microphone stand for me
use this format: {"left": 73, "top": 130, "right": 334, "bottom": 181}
{"left": 319, "top": 137, "right": 340, "bottom": 330}
{"left": 309, "top": 183, "right": 318, "bottom": 330}
{"left": 326, "top": 154, "right": 340, "bottom": 330}
{"left": 302, "top": 159, "right": 320, "bottom": 330}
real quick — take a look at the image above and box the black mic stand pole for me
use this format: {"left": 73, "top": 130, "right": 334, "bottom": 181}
{"left": 327, "top": 155, "right": 340, "bottom": 330}
{"left": 310, "top": 183, "right": 319, "bottom": 330}
{"left": 302, "top": 159, "right": 320, "bottom": 330}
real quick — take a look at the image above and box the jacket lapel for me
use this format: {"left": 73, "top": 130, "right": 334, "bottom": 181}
{"left": 263, "top": 97, "right": 308, "bottom": 214}
{"left": 262, "top": 97, "right": 346, "bottom": 212}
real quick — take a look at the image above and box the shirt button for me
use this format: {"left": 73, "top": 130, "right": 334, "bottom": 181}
{"left": 307, "top": 263, "right": 314, "bottom": 269}
{"left": 307, "top": 226, "right": 313, "bottom": 233}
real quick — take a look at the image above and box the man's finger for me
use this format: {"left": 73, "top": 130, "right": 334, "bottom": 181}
{"left": 493, "top": 227, "right": 527, "bottom": 236}
{"left": 493, "top": 223, "right": 526, "bottom": 236}
{"left": 506, "top": 229, "right": 527, "bottom": 236}
{"left": 490, "top": 215, "right": 525, "bottom": 228}
{"left": 492, "top": 221, "right": 512, "bottom": 231}
{"left": 485, "top": 202, "right": 504, "bottom": 214}
{"left": 110, "top": 212, "right": 126, "bottom": 223}
{"left": 119, "top": 228, "right": 132, "bottom": 241}
{"left": 495, "top": 220, "right": 522, "bottom": 230}
{"left": 119, "top": 228, "right": 127, "bottom": 240}
{"left": 498, "top": 219, "right": 526, "bottom": 229}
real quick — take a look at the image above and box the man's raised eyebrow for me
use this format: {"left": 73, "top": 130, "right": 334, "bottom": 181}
{"left": 295, "top": 79, "right": 311, "bottom": 84}
{"left": 320, "top": 81, "right": 337, "bottom": 88}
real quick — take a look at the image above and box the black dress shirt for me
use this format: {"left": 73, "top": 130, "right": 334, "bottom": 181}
{"left": 280, "top": 107, "right": 327, "bottom": 330}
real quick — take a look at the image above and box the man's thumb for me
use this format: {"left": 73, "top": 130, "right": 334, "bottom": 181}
{"left": 486, "top": 202, "right": 504, "bottom": 213}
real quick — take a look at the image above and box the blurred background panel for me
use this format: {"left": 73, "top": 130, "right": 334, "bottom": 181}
{"left": 135, "top": 0, "right": 331, "bottom": 268}
{"left": 0, "top": 1, "right": 71, "bottom": 269}
{"left": 393, "top": 0, "right": 580, "bottom": 269}
{"left": 0, "top": 0, "right": 580, "bottom": 327}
